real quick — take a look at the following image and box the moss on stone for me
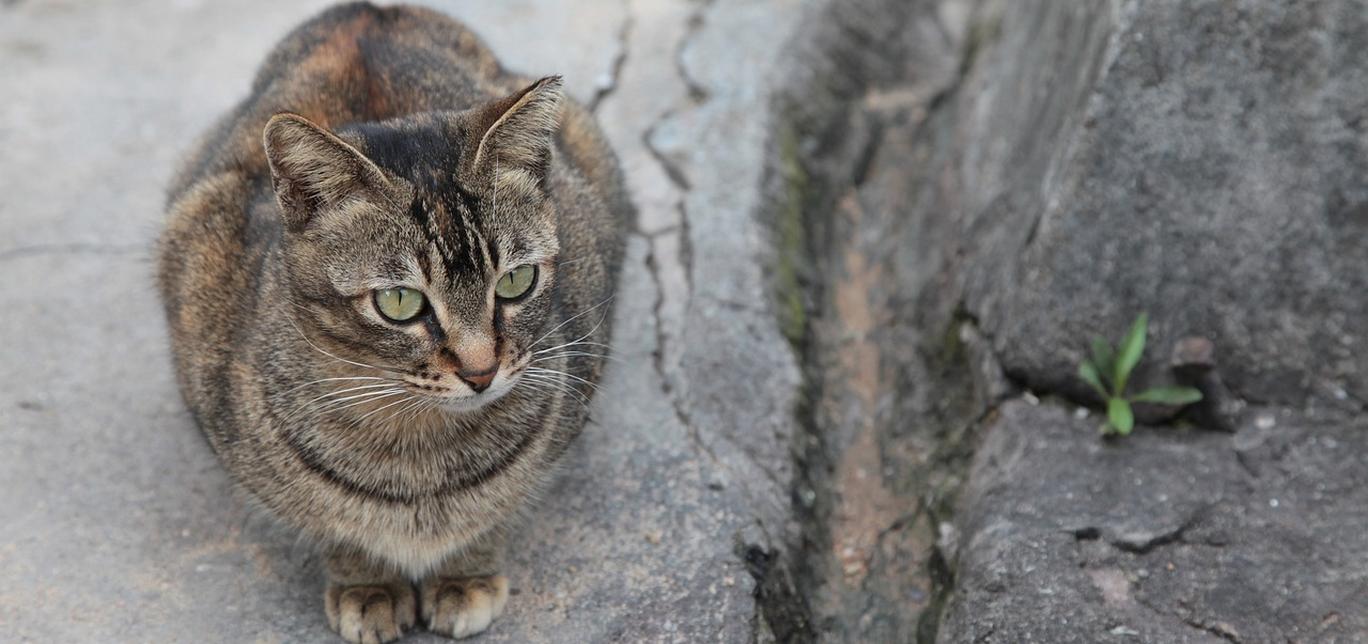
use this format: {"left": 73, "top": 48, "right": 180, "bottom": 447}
{"left": 773, "top": 123, "right": 812, "bottom": 351}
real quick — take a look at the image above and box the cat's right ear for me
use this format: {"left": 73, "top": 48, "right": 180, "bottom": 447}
{"left": 263, "top": 114, "right": 392, "bottom": 232}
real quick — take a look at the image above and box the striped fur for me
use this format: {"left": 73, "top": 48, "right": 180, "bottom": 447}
{"left": 157, "top": 4, "right": 629, "bottom": 641}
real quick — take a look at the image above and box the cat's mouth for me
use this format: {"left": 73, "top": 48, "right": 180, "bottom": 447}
{"left": 409, "top": 374, "right": 519, "bottom": 414}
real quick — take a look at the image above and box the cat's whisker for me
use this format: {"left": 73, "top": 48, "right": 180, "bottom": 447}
{"left": 347, "top": 394, "right": 419, "bottom": 429}
{"left": 554, "top": 254, "right": 596, "bottom": 270}
{"left": 527, "top": 295, "right": 614, "bottom": 351}
{"left": 399, "top": 398, "right": 434, "bottom": 425}
{"left": 286, "top": 311, "right": 406, "bottom": 376}
{"left": 378, "top": 397, "right": 426, "bottom": 429}
{"left": 529, "top": 346, "right": 611, "bottom": 357}
{"left": 288, "top": 384, "right": 407, "bottom": 418}
{"left": 532, "top": 340, "right": 613, "bottom": 357}
{"left": 529, "top": 343, "right": 615, "bottom": 359}
{"left": 293, "top": 389, "right": 407, "bottom": 421}
{"left": 282, "top": 387, "right": 399, "bottom": 419}
{"left": 519, "top": 370, "right": 593, "bottom": 403}
{"left": 282, "top": 376, "right": 394, "bottom": 395}
{"left": 525, "top": 366, "right": 600, "bottom": 391}
{"left": 315, "top": 388, "right": 407, "bottom": 409}
{"left": 524, "top": 382, "right": 594, "bottom": 413}
{"left": 518, "top": 374, "right": 591, "bottom": 412}
{"left": 517, "top": 369, "right": 577, "bottom": 393}
{"left": 531, "top": 311, "right": 613, "bottom": 355}
{"left": 286, "top": 397, "right": 403, "bottom": 427}
{"left": 527, "top": 350, "right": 617, "bottom": 365}
{"left": 522, "top": 371, "right": 599, "bottom": 396}
{"left": 277, "top": 385, "right": 404, "bottom": 426}
{"left": 297, "top": 382, "right": 404, "bottom": 407}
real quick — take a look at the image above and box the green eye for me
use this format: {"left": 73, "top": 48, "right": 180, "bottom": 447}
{"left": 494, "top": 265, "right": 538, "bottom": 300}
{"left": 373, "top": 287, "right": 426, "bottom": 322}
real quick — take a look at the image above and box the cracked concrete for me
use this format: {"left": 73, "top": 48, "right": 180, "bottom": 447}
{"left": 9, "top": 0, "right": 1364, "bottom": 641}
{"left": 585, "top": 0, "right": 632, "bottom": 114}
{"left": 0, "top": 243, "right": 146, "bottom": 262}
{"left": 0, "top": 0, "right": 811, "bottom": 641}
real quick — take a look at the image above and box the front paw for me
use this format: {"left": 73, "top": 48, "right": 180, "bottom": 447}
{"left": 325, "top": 582, "right": 417, "bottom": 644}
{"left": 420, "top": 574, "right": 509, "bottom": 639}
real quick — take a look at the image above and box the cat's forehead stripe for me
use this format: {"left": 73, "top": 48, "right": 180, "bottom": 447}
{"left": 454, "top": 186, "right": 494, "bottom": 271}
{"left": 409, "top": 197, "right": 456, "bottom": 272}
{"left": 409, "top": 191, "right": 496, "bottom": 285}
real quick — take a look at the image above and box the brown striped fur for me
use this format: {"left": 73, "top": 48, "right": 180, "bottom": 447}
{"left": 157, "top": 4, "right": 628, "bottom": 642}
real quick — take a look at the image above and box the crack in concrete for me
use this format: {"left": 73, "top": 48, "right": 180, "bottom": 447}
{"left": 1110, "top": 515, "right": 1198, "bottom": 555}
{"left": 1070, "top": 505, "right": 1247, "bottom": 642}
{"left": 678, "top": 201, "right": 694, "bottom": 294}
{"left": 588, "top": 0, "right": 634, "bottom": 114}
{"left": 637, "top": 0, "right": 718, "bottom": 193}
{"left": 641, "top": 119, "right": 692, "bottom": 191}
{"left": 0, "top": 242, "right": 146, "bottom": 263}
{"left": 634, "top": 0, "right": 715, "bottom": 468}
{"left": 640, "top": 231, "right": 716, "bottom": 468}
{"left": 630, "top": 0, "right": 808, "bottom": 638}
{"left": 674, "top": 1, "right": 714, "bottom": 103}
{"left": 642, "top": 225, "right": 680, "bottom": 237}
{"left": 1131, "top": 586, "right": 1244, "bottom": 644}
{"left": 1233, "top": 448, "right": 1260, "bottom": 479}
{"left": 1183, "top": 617, "right": 1242, "bottom": 644}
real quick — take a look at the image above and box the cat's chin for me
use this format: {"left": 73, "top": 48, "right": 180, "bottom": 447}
{"left": 437, "top": 397, "right": 490, "bottom": 414}
{"left": 435, "top": 381, "right": 515, "bottom": 414}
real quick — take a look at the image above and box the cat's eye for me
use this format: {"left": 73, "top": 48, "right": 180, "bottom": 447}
{"left": 374, "top": 287, "right": 426, "bottom": 322}
{"left": 494, "top": 265, "right": 538, "bottom": 301}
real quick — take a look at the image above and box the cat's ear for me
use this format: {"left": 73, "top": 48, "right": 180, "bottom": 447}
{"left": 467, "top": 76, "right": 564, "bottom": 191}
{"left": 263, "top": 113, "right": 392, "bottom": 232}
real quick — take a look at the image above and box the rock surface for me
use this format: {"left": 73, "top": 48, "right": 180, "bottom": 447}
{"left": 942, "top": 400, "right": 1368, "bottom": 643}
{"left": 0, "top": 0, "right": 808, "bottom": 642}
{"left": 763, "top": 0, "right": 1368, "bottom": 641}
{"left": 761, "top": 0, "right": 989, "bottom": 640}
{"left": 962, "top": 0, "right": 1368, "bottom": 410}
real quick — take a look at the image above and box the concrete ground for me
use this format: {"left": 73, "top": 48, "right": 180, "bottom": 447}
{"left": 11, "top": 1, "right": 1366, "bottom": 642}
{"left": 0, "top": 1, "right": 807, "bottom": 641}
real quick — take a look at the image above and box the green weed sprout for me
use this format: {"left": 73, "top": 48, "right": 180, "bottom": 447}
{"left": 1078, "top": 313, "right": 1203, "bottom": 436}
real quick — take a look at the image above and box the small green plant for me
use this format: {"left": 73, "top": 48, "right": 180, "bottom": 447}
{"left": 1078, "top": 312, "right": 1203, "bottom": 436}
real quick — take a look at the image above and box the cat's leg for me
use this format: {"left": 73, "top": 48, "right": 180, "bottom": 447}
{"left": 419, "top": 535, "right": 510, "bottom": 639}
{"left": 323, "top": 544, "right": 417, "bottom": 644}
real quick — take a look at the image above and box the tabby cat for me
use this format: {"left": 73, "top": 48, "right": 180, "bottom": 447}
{"left": 157, "top": 3, "right": 628, "bottom": 642}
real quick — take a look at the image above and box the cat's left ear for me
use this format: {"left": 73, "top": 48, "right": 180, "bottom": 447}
{"left": 467, "top": 76, "right": 564, "bottom": 191}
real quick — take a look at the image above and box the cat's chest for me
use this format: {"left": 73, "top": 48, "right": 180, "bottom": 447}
{"left": 256, "top": 415, "right": 554, "bottom": 573}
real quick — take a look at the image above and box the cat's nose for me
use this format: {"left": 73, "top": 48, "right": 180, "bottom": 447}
{"left": 457, "top": 365, "right": 497, "bottom": 393}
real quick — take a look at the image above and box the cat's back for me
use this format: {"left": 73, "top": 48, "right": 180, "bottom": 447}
{"left": 169, "top": 2, "right": 507, "bottom": 203}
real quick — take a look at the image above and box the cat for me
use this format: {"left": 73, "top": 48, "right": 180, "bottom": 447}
{"left": 157, "top": 3, "right": 629, "bottom": 642}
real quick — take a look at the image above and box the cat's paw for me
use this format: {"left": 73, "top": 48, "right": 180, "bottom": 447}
{"left": 420, "top": 574, "right": 510, "bottom": 639}
{"left": 324, "top": 582, "right": 417, "bottom": 644}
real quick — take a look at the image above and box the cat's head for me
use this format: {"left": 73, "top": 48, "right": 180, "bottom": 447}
{"left": 263, "top": 76, "right": 566, "bottom": 412}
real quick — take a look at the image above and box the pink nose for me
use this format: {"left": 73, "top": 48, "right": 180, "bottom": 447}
{"left": 458, "top": 365, "right": 496, "bottom": 393}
